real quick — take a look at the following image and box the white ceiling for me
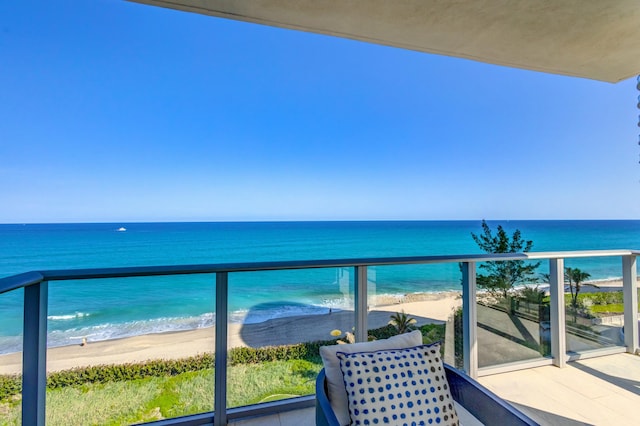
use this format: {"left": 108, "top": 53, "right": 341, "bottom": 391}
{"left": 131, "top": 0, "right": 640, "bottom": 83}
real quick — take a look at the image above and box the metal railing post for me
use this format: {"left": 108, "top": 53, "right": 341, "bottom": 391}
{"left": 622, "top": 255, "right": 638, "bottom": 354}
{"left": 461, "top": 262, "right": 478, "bottom": 378}
{"left": 354, "top": 266, "right": 368, "bottom": 343}
{"left": 549, "top": 258, "right": 566, "bottom": 367}
{"left": 22, "top": 281, "right": 48, "bottom": 426}
{"left": 214, "top": 272, "right": 228, "bottom": 426}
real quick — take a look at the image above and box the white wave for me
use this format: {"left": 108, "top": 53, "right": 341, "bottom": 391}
{"left": 315, "top": 296, "right": 353, "bottom": 311}
{"left": 48, "top": 312, "right": 90, "bottom": 321}
{"left": 45, "top": 312, "right": 217, "bottom": 349}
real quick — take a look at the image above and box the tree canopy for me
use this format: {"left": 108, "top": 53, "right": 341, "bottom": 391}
{"left": 471, "top": 220, "right": 540, "bottom": 298}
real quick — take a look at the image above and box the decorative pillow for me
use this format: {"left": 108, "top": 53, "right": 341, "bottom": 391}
{"left": 320, "top": 330, "right": 423, "bottom": 426}
{"left": 337, "top": 343, "right": 459, "bottom": 426}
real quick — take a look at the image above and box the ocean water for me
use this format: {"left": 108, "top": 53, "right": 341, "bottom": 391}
{"left": 0, "top": 220, "right": 639, "bottom": 354}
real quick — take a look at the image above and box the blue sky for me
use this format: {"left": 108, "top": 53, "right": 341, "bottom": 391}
{"left": 1, "top": 1, "right": 638, "bottom": 223}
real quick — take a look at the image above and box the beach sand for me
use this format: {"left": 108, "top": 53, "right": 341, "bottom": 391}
{"left": 587, "top": 278, "right": 627, "bottom": 289}
{"left": 0, "top": 291, "right": 462, "bottom": 375}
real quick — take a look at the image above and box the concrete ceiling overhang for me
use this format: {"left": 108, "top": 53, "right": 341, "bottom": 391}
{"left": 131, "top": 0, "right": 640, "bottom": 83}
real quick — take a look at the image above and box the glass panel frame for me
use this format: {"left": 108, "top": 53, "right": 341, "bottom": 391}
{"left": 226, "top": 267, "right": 354, "bottom": 410}
{"left": 475, "top": 260, "right": 550, "bottom": 369}
{"left": 564, "top": 257, "right": 625, "bottom": 355}
{"left": 44, "top": 274, "right": 216, "bottom": 424}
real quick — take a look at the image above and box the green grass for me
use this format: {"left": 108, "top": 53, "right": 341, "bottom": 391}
{"left": 551, "top": 291, "right": 636, "bottom": 316}
{"left": 589, "top": 303, "right": 624, "bottom": 314}
{"left": 47, "top": 378, "right": 165, "bottom": 426}
{"left": 227, "top": 359, "right": 321, "bottom": 407}
{"left": 0, "top": 359, "right": 321, "bottom": 426}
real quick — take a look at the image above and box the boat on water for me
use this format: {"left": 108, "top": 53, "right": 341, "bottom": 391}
{"left": 117, "top": 227, "right": 127, "bottom": 232}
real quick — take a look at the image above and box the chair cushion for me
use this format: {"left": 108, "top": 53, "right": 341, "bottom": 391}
{"left": 337, "top": 343, "right": 459, "bottom": 426}
{"left": 319, "top": 330, "right": 423, "bottom": 426}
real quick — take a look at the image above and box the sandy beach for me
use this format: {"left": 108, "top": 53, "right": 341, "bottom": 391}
{"left": 587, "top": 277, "right": 628, "bottom": 289}
{"left": 0, "top": 291, "right": 462, "bottom": 375}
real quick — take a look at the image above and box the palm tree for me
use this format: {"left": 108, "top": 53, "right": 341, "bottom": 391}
{"left": 388, "top": 311, "right": 417, "bottom": 334}
{"left": 565, "top": 267, "right": 597, "bottom": 321}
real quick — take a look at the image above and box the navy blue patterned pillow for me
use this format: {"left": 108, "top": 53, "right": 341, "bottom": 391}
{"left": 336, "top": 343, "right": 458, "bottom": 426}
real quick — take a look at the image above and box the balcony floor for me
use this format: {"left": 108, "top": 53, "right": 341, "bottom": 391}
{"left": 229, "top": 407, "right": 315, "bottom": 426}
{"left": 478, "top": 353, "right": 640, "bottom": 425}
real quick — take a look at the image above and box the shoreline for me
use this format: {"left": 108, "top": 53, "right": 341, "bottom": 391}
{"left": 0, "top": 291, "right": 462, "bottom": 375}
{"left": 0, "top": 276, "right": 630, "bottom": 352}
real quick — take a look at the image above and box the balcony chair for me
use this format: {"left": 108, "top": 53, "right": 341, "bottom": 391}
{"left": 315, "top": 331, "right": 538, "bottom": 426}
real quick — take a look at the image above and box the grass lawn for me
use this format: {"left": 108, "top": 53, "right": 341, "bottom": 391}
{"left": 0, "top": 359, "right": 321, "bottom": 426}
{"left": 589, "top": 303, "right": 624, "bottom": 314}
{"left": 562, "top": 291, "right": 639, "bottom": 316}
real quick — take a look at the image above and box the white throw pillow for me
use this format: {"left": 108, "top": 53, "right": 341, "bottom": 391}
{"left": 319, "top": 330, "right": 423, "bottom": 426}
{"left": 337, "top": 343, "right": 459, "bottom": 426}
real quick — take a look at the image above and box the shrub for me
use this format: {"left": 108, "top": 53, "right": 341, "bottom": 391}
{"left": 0, "top": 355, "right": 216, "bottom": 401}
{"left": 368, "top": 324, "right": 399, "bottom": 340}
{"left": 227, "top": 341, "right": 329, "bottom": 365}
{"left": 519, "top": 285, "right": 546, "bottom": 304}
{"left": 0, "top": 374, "right": 20, "bottom": 401}
{"left": 420, "top": 323, "right": 446, "bottom": 345}
{"left": 47, "top": 354, "right": 215, "bottom": 389}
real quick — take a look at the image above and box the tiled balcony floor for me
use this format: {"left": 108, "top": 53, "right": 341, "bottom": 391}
{"left": 229, "top": 406, "right": 315, "bottom": 426}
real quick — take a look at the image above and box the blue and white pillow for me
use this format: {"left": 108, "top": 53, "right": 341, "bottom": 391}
{"left": 320, "top": 330, "right": 424, "bottom": 426}
{"left": 337, "top": 343, "right": 458, "bottom": 426}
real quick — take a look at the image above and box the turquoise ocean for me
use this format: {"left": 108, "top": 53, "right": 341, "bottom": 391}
{"left": 0, "top": 220, "right": 639, "bottom": 354}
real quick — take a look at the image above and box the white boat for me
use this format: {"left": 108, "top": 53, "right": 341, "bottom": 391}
{"left": 117, "top": 227, "right": 127, "bottom": 232}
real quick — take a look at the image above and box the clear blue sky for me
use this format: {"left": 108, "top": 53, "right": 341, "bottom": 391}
{"left": 1, "top": 1, "right": 638, "bottom": 223}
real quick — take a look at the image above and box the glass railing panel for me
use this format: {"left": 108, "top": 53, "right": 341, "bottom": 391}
{"left": 564, "top": 257, "right": 625, "bottom": 354}
{"left": 45, "top": 274, "right": 216, "bottom": 425}
{"left": 226, "top": 267, "right": 353, "bottom": 409}
{"left": 0, "top": 288, "right": 23, "bottom": 424}
{"left": 476, "top": 259, "right": 550, "bottom": 369}
{"left": 366, "top": 264, "right": 462, "bottom": 368}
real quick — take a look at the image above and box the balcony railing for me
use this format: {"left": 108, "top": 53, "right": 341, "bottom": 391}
{"left": 0, "top": 249, "right": 637, "bottom": 425}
